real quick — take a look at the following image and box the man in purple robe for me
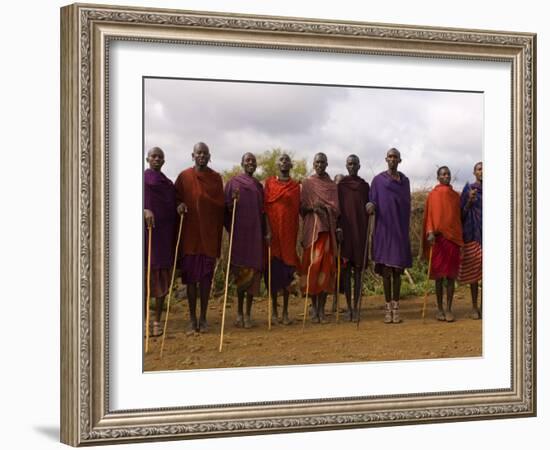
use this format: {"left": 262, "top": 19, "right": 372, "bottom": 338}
{"left": 338, "top": 155, "right": 370, "bottom": 322}
{"left": 458, "top": 161, "right": 483, "bottom": 319}
{"left": 224, "top": 152, "right": 271, "bottom": 329}
{"left": 144, "top": 147, "right": 178, "bottom": 337}
{"left": 366, "top": 148, "right": 412, "bottom": 324}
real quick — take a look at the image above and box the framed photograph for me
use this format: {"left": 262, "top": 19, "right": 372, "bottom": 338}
{"left": 60, "top": 3, "right": 536, "bottom": 446}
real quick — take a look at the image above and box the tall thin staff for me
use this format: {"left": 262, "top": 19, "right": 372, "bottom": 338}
{"left": 335, "top": 244, "right": 341, "bottom": 323}
{"left": 356, "top": 213, "right": 372, "bottom": 330}
{"left": 145, "top": 225, "right": 152, "bottom": 353}
{"left": 219, "top": 197, "right": 238, "bottom": 352}
{"left": 160, "top": 214, "right": 184, "bottom": 358}
{"left": 267, "top": 245, "right": 272, "bottom": 330}
{"left": 422, "top": 246, "right": 434, "bottom": 323}
{"left": 302, "top": 214, "right": 318, "bottom": 330}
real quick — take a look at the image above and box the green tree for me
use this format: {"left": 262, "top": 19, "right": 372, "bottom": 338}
{"left": 221, "top": 164, "right": 242, "bottom": 183}
{"left": 222, "top": 148, "right": 308, "bottom": 182}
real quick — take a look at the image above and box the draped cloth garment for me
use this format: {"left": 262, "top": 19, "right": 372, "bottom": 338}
{"left": 300, "top": 174, "right": 339, "bottom": 294}
{"left": 264, "top": 176, "right": 300, "bottom": 292}
{"left": 174, "top": 166, "right": 224, "bottom": 285}
{"left": 423, "top": 183, "right": 464, "bottom": 279}
{"left": 369, "top": 171, "right": 412, "bottom": 272}
{"left": 144, "top": 169, "right": 177, "bottom": 297}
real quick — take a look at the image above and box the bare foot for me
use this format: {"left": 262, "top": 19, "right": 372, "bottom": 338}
{"left": 470, "top": 307, "right": 481, "bottom": 320}
{"left": 445, "top": 310, "right": 455, "bottom": 322}
{"left": 234, "top": 315, "right": 244, "bottom": 328}
{"left": 198, "top": 319, "right": 209, "bottom": 333}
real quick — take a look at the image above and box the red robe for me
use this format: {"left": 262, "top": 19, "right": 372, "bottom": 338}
{"left": 264, "top": 176, "right": 300, "bottom": 268}
{"left": 422, "top": 183, "right": 464, "bottom": 278}
{"left": 174, "top": 167, "right": 224, "bottom": 259}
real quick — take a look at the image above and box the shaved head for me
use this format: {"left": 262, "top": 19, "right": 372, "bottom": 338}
{"left": 147, "top": 146, "right": 164, "bottom": 158}
{"left": 386, "top": 147, "right": 401, "bottom": 159}
{"left": 193, "top": 142, "right": 209, "bottom": 153}
{"left": 241, "top": 152, "right": 255, "bottom": 164}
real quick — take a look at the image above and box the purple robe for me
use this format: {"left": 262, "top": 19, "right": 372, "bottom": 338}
{"left": 338, "top": 175, "right": 370, "bottom": 268}
{"left": 144, "top": 169, "right": 177, "bottom": 270}
{"left": 370, "top": 171, "right": 412, "bottom": 269}
{"left": 461, "top": 181, "right": 482, "bottom": 245}
{"left": 224, "top": 174, "right": 264, "bottom": 272}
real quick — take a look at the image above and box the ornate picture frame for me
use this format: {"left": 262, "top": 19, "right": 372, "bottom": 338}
{"left": 60, "top": 3, "right": 536, "bottom": 446}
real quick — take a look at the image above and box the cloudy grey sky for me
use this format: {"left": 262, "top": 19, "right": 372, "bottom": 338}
{"left": 144, "top": 77, "right": 483, "bottom": 190}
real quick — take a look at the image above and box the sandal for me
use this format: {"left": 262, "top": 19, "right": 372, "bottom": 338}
{"left": 151, "top": 321, "right": 163, "bottom": 337}
{"left": 384, "top": 303, "right": 392, "bottom": 324}
{"left": 391, "top": 301, "right": 402, "bottom": 324}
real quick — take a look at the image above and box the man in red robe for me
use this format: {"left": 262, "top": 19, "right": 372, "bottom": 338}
{"left": 423, "top": 166, "right": 464, "bottom": 322}
{"left": 300, "top": 153, "right": 342, "bottom": 324}
{"left": 175, "top": 142, "right": 225, "bottom": 333}
{"left": 264, "top": 153, "right": 300, "bottom": 325}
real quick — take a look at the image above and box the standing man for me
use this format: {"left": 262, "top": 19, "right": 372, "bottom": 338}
{"left": 144, "top": 147, "right": 178, "bottom": 337}
{"left": 174, "top": 142, "right": 225, "bottom": 333}
{"left": 458, "top": 162, "right": 483, "bottom": 319}
{"left": 366, "top": 148, "right": 412, "bottom": 324}
{"left": 337, "top": 155, "right": 370, "bottom": 322}
{"left": 423, "top": 166, "right": 464, "bottom": 322}
{"left": 264, "top": 153, "right": 301, "bottom": 325}
{"left": 300, "top": 153, "right": 341, "bottom": 324}
{"left": 224, "top": 152, "right": 270, "bottom": 329}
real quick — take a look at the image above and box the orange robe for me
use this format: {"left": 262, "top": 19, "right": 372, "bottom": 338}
{"left": 264, "top": 176, "right": 300, "bottom": 268}
{"left": 422, "top": 184, "right": 464, "bottom": 279}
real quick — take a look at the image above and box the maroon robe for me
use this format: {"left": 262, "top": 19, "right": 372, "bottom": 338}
{"left": 300, "top": 173, "right": 340, "bottom": 254}
{"left": 337, "top": 175, "right": 370, "bottom": 268}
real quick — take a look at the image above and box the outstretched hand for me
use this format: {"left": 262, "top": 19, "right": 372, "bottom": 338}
{"left": 313, "top": 203, "right": 327, "bottom": 219}
{"left": 144, "top": 209, "right": 155, "bottom": 228}
{"left": 177, "top": 203, "right": 188, "bottom": 216}
{"left": 232, "top": 188, "right": 240, "bottom": 202}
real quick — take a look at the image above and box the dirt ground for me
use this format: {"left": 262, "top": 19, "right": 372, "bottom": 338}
{"left": 144, "top": 284, "right": 481, "bottom": 371}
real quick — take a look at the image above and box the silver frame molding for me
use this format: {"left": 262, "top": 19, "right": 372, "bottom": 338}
{"left": 60, "top": 3, "right": 536, "bottom": 446}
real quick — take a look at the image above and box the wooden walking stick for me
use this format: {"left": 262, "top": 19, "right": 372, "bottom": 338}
{"left": 336, "top": 243, "right": 341, "bottom": 323}
{"left": 422, "top": 246, "right": 434, "bottom": 323}
{"left": 145, "top": 225, "right": 152, "bottom": 353}
{"left": 267, "top": 245, "right": 272, "bottom": 330}
{"left": 357, "top": 214, "right": 372, "bottom": 330}
{"left": 219, "top": 197, "right": 238, "bottom": 352}
{"left": 479, "top": 280, "right": 483, "bottom": 317}
{"left": 160, "top": 213, "right": 184, "bottom": 358}
{"left": 302, "top": 214, "right": 318, "bottom": 330}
